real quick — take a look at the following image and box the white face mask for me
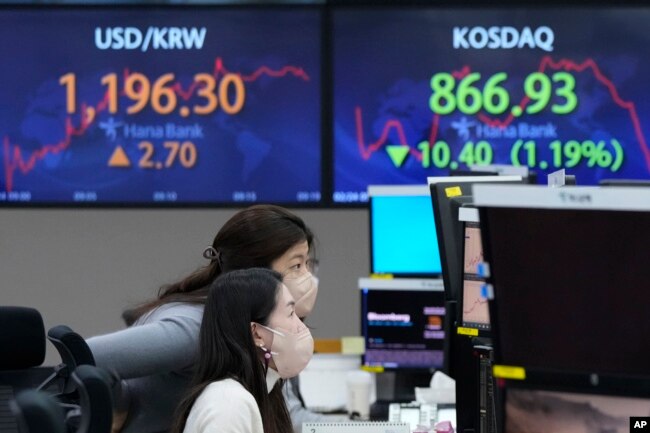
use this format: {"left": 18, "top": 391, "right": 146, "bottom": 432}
{"left": 259, "top": 323, "right": 314, "bottom": 379}
{"left": 283, "top": 273, "right": 319, "bottom": 318}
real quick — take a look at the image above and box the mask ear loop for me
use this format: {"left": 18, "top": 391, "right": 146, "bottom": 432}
{"left": 259, "top": 344, "right": 271, "bottom": 375}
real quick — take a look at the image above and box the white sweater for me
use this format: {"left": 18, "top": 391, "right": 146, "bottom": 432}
{"left": 183, "top": 370, "right": 281, "bottom": 433}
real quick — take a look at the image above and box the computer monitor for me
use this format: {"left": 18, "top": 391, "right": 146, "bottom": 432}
{"left": 427, "top": 176, "right": 522, "bottom": 301}
{"left": 458, "top": 206, "right": 490, "bottom": 333}
{"left": 474, "top": 184, "right": 650, "bottom": 379}
{"left": 359, "top": 278, "right": 446, "bottom": 371}
{"left": 503, "top": 385, "right": 650, "bottom": 433}
{"left": 368, "top": 185, "right": 442, "bottom": 277}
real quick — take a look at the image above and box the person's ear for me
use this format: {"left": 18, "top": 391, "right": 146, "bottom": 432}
{"left": 250, "top": 323, "right": 266, "bottom": 347}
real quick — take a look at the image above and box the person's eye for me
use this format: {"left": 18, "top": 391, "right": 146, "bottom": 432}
{"left": 289, "top": 310, "right": 295, "bottom": 317}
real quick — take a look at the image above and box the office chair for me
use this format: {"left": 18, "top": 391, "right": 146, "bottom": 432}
{"left": 71, "top": 365, "right": 113, "bottom": 433}
{"left": 0, "top": 306, "right": 50, "bottom": 433}
{"left": 0, "top": 306, "right": 45, "bottom": 370}
{"left": 9, "top": 389, "right": 66, "bottom": 433}
{"left": 42, "top": 325, "right": 96, "bottom": 394}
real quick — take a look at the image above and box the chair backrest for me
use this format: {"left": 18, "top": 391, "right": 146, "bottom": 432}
{"left": 47, "top": 325, "right": 95, "bottom": 368}
{"left": 10, "top": 389, "right": 66, "bottom": 433}
{"left": 47, "top": 325, "right": 95, "bottom": 394}
{"left": 72, "top": 365, "right": 113, "bottom": 433}
{"left": 0, "top": 307, "right": 45, "bottom": 370}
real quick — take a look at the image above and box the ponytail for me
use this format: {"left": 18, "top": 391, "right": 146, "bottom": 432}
{"left": 122, "top": 204, "right": 313, "bottom": 325}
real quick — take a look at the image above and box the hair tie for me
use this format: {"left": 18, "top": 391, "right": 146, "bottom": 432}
{"left": 202, "top": 246, "right": 220, "bottom": 261}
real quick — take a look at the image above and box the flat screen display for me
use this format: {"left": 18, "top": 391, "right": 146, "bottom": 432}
{"left": 370, "top": 191, "right": 442, "bottom": 276}
{"left": 0, "top": 7, "right": 321, "bottom": 205}
{"left": 505, "top": 388, "right": 650, "bottom": 433}
{"left": 483, "top": 206, "right": 650, "bottom": 377}
{"left": 361, "top": 286, "right": 446, "bottom": 370}
{"left": 461, "top": 222, "right": 490, "bottom": 330}
{"left": 333, "top": 7, "right": 650, "bottom": 203}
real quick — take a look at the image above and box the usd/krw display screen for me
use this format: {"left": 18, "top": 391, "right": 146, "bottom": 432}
{"left": 333, "top": 8, "right": 650, "bottom": 203}
{"left": 0, "top": 7, "right": 321, "bottom": 205}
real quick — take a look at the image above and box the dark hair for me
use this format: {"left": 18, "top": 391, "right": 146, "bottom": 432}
{"left": 170, "top": 268, "right": 291, "bottom": 433}
{"left": 123, "top": 204, "right": 314, "bottom": 325}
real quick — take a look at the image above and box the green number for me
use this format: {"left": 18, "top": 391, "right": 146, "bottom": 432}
{"left": 524, "top": 72, "right": 552, "bottom": 114}
{"left": 458, "top": 142, "right": 475, "bottom": 166}
{"left": 552, "top": 72, "right": 578, "bottom": 114}
{"left": 474, "top": 140, "right": 493, "bottom": 165}
{"left": 483, "top": 72, "right": 509, "bottom": 115}
{"left": 417, "top": 141, "right": 431, "bottom": 168}
{"left": 564, "top": 140, "right": 582, "bottom": 167}
{"left": 432, "top": 141, "right": 451, "bottom": 168}
{"left": 430, "top": 73, "right": 456, "bottom": 115}
{"left": 550, "top": 140, "right": 562, "bottom": 167}
{"left": 457, "top": 72, "right": 482, "bottom": 115}
{"left": 523, "top": 140, "right": 536, "bottom": 167}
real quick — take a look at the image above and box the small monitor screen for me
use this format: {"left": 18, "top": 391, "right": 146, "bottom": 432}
{"left": 505, "top": 388, "right": 650, "bottom": 433}
{"left": 461, "top": 221, "right": 490, "bottom": 330}
{"left": 361, "top": 282, "right": 446, "bottom": 370}
{"left": 370, "top": 187, "right": 442, "bottom": 276}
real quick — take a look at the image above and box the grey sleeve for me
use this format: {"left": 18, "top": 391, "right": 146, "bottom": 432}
{"left": 282, "top": 380, "right": 348, "bottom": 433}
{"left": 86, "top": 308, "right": 202, "bottom": 379}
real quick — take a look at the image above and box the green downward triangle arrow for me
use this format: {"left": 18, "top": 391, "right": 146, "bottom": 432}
{"left": 386, "top": 145, "right": 410, "bottom": 168}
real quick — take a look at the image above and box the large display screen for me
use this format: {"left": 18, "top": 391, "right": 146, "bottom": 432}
{"left": 333, "top": 7, "right": 650, "bottom": 203}
{"left": 0, "top": 7, "right": 321, "bottom": 204}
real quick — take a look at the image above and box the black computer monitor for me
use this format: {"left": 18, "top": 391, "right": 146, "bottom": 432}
{"left": 503, "top": 384, "right": 650, "bottom": 433}
{"left": 428, "top": 176, "right": 522, "bottom": 302}
{"left": 458, "top": 207, "right": 491, "bottom": 333}
{"left": 359, "top": 278, "right": 446, "bottom": 371}
{"left": 474, "top": 184, "right": 650, "bottom": 379}
{"left": 368, "top": 185, "right": 442, "bottom": 277}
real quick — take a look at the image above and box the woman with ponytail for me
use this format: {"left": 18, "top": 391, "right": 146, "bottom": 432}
{"left": 86, "top": 205, "right": 322, "bottom": 433}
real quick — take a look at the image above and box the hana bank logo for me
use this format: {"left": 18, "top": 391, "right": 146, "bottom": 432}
{"left": 453, "top": 26, "right": 554, "bottom": 52}
{"left": 95, "top": 27, "right": 207, "bottom": 51}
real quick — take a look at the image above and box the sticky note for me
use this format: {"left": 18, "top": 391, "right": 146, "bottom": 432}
{"left": 457, "top": 327, "right": 479, "bottom": 336}
{"left": 341, "top": 336, "right": 365, "bottom": 355}
{"left": 493, "top": 365, "right": 526, "bottom": 380}
{"left": 445, "top": 186, "right": 462, "bottom": 197}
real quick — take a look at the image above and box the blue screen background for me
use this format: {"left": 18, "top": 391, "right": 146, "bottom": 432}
{"left": 371, "top": 195, "right": 442, "bottom": 275}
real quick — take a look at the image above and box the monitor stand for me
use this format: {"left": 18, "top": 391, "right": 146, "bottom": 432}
{"left": 370, "top": 370, "right": 433, "bottom": 420}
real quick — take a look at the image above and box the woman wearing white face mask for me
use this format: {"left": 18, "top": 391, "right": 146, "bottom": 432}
{"left": 172, "top": 268, "right": 313, "bottom": 433}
